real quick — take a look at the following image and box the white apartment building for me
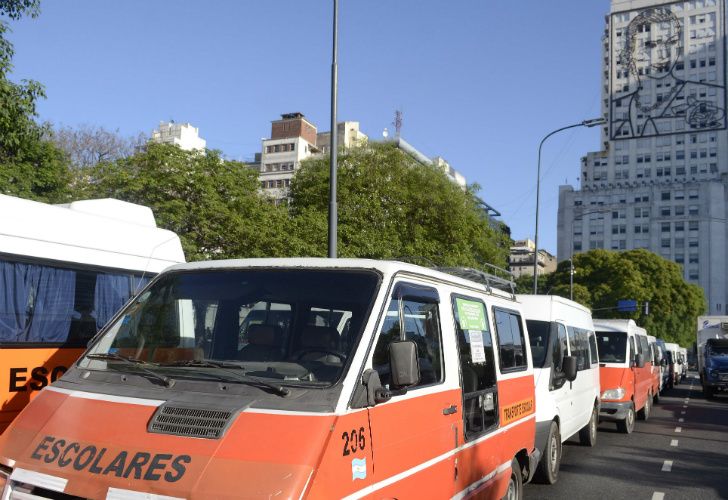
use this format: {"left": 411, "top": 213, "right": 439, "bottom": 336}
{"left": 150, "top": 122, "right": 206, "bottom": 151}
{"left": 558, "top": 0, "right": 728, "bottom": 314}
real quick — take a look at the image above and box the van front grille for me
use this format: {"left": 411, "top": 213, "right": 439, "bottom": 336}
{"left": 148, "top": 405, "right": 234, "bottom": 439}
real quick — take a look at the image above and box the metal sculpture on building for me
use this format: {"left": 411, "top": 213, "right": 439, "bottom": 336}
{"left": 610, "top": 7, "right": 725, "bottom": 139}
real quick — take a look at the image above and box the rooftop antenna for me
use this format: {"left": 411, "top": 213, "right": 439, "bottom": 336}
{"left": 393, "top": 110, "right": 403, "bottom": 138}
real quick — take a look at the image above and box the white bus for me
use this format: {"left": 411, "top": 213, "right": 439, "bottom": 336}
{"left": 0, "top": 194, "right": 185, "bottom": 432}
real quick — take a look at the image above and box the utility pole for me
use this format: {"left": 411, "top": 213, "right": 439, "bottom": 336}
{"left": 328, "top": 0, "right": 339, "bottom": 258}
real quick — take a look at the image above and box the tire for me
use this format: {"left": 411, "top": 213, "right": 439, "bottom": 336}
{"left": 533, "top": 421, "right": 561, "bottom": 484}
{"left": 638, "top": 393, "right": 651, "bottom": 421}
{"left": 704, "top": 385, "right": 714, "bottom": 399}
{"left": 579, "top": 407, "right": 598, "bottom": 447}
{"left": 501, "top": 457, "right": 523, "bottom": 500}
{"left": 616, "top": 403, "right": 635, "bottom": 434}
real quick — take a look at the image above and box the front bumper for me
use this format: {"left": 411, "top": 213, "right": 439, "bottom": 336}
{"left": 599, "top": 401, "right": 632, "bottom": 422}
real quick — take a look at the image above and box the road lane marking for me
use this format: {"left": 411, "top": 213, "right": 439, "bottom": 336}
{"left": 662, "top": 460, "right": 673, "bottom": 472}
{"left": 652, "top": 492, "right": 665, "bottom": 500}
{"left": 681, "top": 411, "right": 686, "bottom": 415}
{"left": 682, "top": 404, "right": 688, "bottom": 408}
{"left": 679, "top": 418, "right": 684, "bottom": 422}
{"left": 675, "top": 427, "right": 682, "bottom": 432}
{"left": 670, "top": 439, "right": 678, "bottom": 447}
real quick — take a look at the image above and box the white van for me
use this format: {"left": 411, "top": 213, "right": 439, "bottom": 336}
{"left": 518, "top": 295, "right": 600, "bottom": 484}
{"left": 665, "top": 342, "right": 681, "bottom": 387}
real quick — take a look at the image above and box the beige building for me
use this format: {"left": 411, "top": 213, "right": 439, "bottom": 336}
{"left": 509, "top": 239, "right": 557, "bottom": 278}
{"left": 316, "top": 121, "right": 368, "bottom": 155}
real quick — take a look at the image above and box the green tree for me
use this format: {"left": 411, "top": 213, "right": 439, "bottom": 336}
{"left": 544, "top": 249, "right": 705, "bottom": 346}
{"left": 0, "top": 0, "right": 72, "bottom": 202}
{"left": 289, "top": 142, "right": 511, "bottom": 269}
{"left": 79, "top": 144, "right": 290, "bottom": 261}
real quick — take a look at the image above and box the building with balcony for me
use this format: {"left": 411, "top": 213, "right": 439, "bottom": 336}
{"left": 509, "top": 239, "right": 557, "bottom": 278}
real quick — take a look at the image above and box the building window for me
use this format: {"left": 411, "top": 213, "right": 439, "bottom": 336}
{"left": 689, "top": 221, "right": 699, "bottom": 231}
{"left": 661, "top": 239, "right": 671, "bottom": 248}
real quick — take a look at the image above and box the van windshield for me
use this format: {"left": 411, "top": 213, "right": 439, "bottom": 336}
{"left": 596, "top": 331, "right": 627, "bottom": 363}
{"left": 82, "top": 269, "right": 380, "bottom": 387}
{"left": 707, "top": 344, "right": 728, "bottom": 356}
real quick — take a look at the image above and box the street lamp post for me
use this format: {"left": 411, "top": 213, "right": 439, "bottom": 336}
{"left": 532, "top": 117, "right": 606, "bottom": 294}
{"left": 328, "top": 0, "right": 339, "bottom": 258}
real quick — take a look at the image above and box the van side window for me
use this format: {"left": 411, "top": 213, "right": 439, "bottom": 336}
{"left": 588, "top": 331, "right": 599, "bottom": 365}
{"left": 568, "top": 326, "right": 590, "bottom": 371}
{"left": 452, "top": 296, "right": 497, "bottom": 438}
{"left": 629, "top": 337, "right": 636, "bottom": 364}
{"left": 372, "top": 283, "right": 443, "bottom": 389}
{"left": 552, "top": 323, "right": 568, "bottom": 372}
{"left": 638, "top": 336, "right": 650, "bottom": 360}
{"left": 493, "top": 308, "right": 527, "bottom": 372}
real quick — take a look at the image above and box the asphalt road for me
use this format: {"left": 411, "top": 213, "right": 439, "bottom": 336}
{"left": 525, "top": 373, "right": 728, "bottom": 500}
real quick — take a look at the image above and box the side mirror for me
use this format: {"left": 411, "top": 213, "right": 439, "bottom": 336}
{"left": 389, "top": 340, "right": 421, "bottom": 388}
{"left": 635, "top": 353, "right": 645, "bottom": 369}
{"left": 563, "top": 355, "right": 577, "bottom": 382}
{"left": 661, "top": 358, "right": 668, "bottom": 367}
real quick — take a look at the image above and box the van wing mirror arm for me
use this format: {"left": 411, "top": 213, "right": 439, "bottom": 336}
{"left": 361, "top": 369, "right": 391, "bottom": 406}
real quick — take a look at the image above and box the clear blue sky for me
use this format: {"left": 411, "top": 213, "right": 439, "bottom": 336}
{"left": 7, "top": 0, "right": 611, "bottom": 255}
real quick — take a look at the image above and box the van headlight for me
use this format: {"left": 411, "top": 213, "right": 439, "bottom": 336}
{"left": 601, "top": 387, "right": 625, "bottom": 400}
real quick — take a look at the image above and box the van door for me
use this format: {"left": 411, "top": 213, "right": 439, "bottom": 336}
{"left": 628, "top": 336, "right": 640, "bottom": 408}
{"left": 451, "top": 295, "right": 500, "bottom": 493}
{"left": 567, "top": 326, "right": 595, "bottom": 437}
{"left": 366, "top": 281, "right": 459, "bottom": 496}
{"left": 552, "top": 323, "right": 575, "bottom": 438}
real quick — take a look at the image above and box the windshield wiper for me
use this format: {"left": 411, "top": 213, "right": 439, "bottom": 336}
{"left": 156, "top": 359, "right": 290, "bottom": 397}
{"left": 86, "top": 353, "right": 173, "bottom": 388}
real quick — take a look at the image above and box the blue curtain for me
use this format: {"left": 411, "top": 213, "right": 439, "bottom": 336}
{"left": 27, "top": 267, "right": 76, "bottom": 343}
{"left": 0, "top": 261, "right": 41, "bottom": 342}
{"left": 94, "top": 274, "right": 133, "bottom": 330}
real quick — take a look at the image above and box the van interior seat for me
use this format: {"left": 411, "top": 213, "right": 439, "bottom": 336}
{"left": 238, "top": 324, "right": 283, "bottom": 362}
{"left": 295, "top": 325, "right": 343, "bottom": 363}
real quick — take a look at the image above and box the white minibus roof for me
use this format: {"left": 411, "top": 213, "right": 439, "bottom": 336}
{"left": 0, "top": 195, "right": 185, "bottom": 273}
{"left": 517, "top": 294, "right": 593, "bottom": 331}
{"left": 593, "top": 318, "right": 645, "bottom": 337}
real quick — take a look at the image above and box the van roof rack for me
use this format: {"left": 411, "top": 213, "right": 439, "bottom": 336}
{"left": 436, "top": 264, "right": 516, "bottom": 298}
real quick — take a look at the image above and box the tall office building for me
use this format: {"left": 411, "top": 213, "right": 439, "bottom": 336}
{"left": 558, "top": 0, "right": 728, "bottom": 314}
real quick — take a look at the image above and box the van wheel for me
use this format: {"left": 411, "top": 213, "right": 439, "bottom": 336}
{"left": 579, "top": 407, "right": 598, "bottom": 447}
{"left": 501, "top": 457, "right": 523, "bottom": 500}
{"left": 704, "top": 386, "right": 714, "bottom": 399}
{"left": 616, "top": 404, "right": 635, "bottom": 434}
{"left": 638, "top": 393, "right": 651, "bottom": 421}
{"left": 533, "top": 421, "right": 560, "bottom": 484}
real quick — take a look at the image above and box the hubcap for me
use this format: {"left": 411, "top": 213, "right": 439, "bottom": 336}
{"left": 506, "top": 477, "right": 516, "bottom": 500}
{"left": 550, "top": 435, "right": 559, "bottom": 473}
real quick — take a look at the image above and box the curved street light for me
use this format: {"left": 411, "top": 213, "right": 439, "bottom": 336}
{"left": 533, "top": 117, "right": 606, "bottom": 294}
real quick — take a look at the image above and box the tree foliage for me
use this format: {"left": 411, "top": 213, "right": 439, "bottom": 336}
{"left": 288, "top": 143, "right": 511, "bottom": 269}
{"left": 0, "top": 0, "right": 72, "bottom": 202}
{"left": 539, "top": 249, "right": 705, "bottom": 346}
{"left": 78, "top": 144, "right": 292, "bottom": 261}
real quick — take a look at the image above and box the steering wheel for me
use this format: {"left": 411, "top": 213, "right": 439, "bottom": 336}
{"left": 294, "top": 348, "right": 347, "bottom": 362}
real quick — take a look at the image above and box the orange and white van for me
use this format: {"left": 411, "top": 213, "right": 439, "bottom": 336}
{"left": 0, "top": 259, "right": 538, "bottom": 499}
{"left": 593, "top": 319, "right": 654, "bottom": 434}
{"left": 0, "top": 195, "right": 185, "bottom": 435}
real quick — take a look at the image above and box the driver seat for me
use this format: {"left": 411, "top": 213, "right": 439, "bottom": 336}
{"left": 238, "top": 324, "right": 283, "bottom": 362}
{"left": 295, "top": 326, "right": 342, "bottom": 363}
